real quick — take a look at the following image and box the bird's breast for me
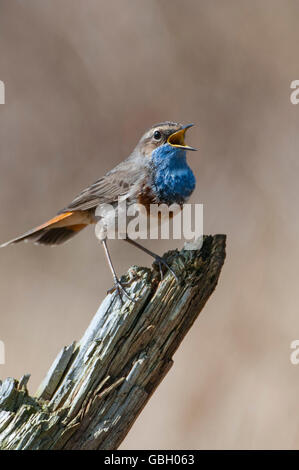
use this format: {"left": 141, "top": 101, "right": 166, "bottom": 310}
{"left": 137, "top": 183, "right": 157, "bottom": 211}
{"left": 149, "top": 146, "right": 196, "bottom": 205}
{"left": 151, "top": 167, "right": 196, "bottom": 206}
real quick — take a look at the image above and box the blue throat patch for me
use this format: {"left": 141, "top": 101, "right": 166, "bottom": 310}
{"left": 150, "top": 143, "right": 196, "bottom": 204}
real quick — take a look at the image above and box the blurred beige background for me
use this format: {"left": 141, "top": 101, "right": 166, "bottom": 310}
{"left": 0, "top": 0, "right": 298, "bottom": 449}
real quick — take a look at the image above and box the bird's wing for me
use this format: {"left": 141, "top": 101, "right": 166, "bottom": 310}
{"left": 58, "top": 159, "right": 147, "bottom": 213}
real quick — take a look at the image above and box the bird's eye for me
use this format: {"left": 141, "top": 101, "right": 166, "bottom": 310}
{"left": 153, "top": 130, "right": 162, "bottom": 140}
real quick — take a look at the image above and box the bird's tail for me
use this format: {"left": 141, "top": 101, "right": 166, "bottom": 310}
{"left": 0, "top": 211, "right": 91, "bottom": 247}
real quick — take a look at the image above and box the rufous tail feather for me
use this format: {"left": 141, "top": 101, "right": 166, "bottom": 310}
{"left": 1, "top": 211, "right": 89, "bottom": 247}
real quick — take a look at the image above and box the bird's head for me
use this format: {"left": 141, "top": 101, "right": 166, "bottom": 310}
{"left": 136, "top": 121, "right": 197, "bottom": 158}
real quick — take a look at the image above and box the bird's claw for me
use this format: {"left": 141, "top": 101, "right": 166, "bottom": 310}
{"left": 154, "top": 256, "right": 179, "bottom": 283}
{"left": 107, "top": 277, "right": 137, "bottom": 304}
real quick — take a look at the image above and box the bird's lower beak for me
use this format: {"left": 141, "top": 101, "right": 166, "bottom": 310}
{"left": 167, "top": 124, "right": 197, "bottom": 151}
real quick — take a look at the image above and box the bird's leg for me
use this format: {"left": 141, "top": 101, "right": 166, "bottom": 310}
{"left": 124, "top": 237, "right": 179, "bottom": 283}
{"left": 101, "top": 239, "right": 136, "bottom": 304}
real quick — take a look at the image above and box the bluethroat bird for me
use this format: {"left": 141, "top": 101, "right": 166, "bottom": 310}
{"left": 1, "top": 122, "right": 197, "bottom": 302}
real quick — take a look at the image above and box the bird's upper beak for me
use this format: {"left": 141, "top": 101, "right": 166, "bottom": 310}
{"left": 167, "top": 124, "right": 197, "bottom": 151}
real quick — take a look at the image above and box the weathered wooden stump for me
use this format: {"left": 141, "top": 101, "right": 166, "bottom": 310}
{"left": 0, "top": 235, "right": 226, "bottom": 450}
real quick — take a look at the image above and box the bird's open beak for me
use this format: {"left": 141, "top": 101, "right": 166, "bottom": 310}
{"left": 167, "top": 124, "right": 197, "bottom": 151}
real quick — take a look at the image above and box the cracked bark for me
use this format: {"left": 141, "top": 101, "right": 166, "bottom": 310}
{"left": 0, "top": 235, "right": 226, "bottom": 450}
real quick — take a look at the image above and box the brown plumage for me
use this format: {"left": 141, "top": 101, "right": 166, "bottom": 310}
{"left": 1, "top": 121, "right": 196, "bottom": 303}
{"left": 1, "top": 122, "right": 184, "bottom": 247}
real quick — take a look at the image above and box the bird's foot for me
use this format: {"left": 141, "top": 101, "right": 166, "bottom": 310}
{"left": 107, "top": 277, "right": 137, "bottom": 304}
{"left": 153, "top": 255, "right": 179, "bottom": 283}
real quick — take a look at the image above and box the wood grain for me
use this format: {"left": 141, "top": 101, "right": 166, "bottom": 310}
{"left": 0, "top": 235, "right": 226, "bottom": 450}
